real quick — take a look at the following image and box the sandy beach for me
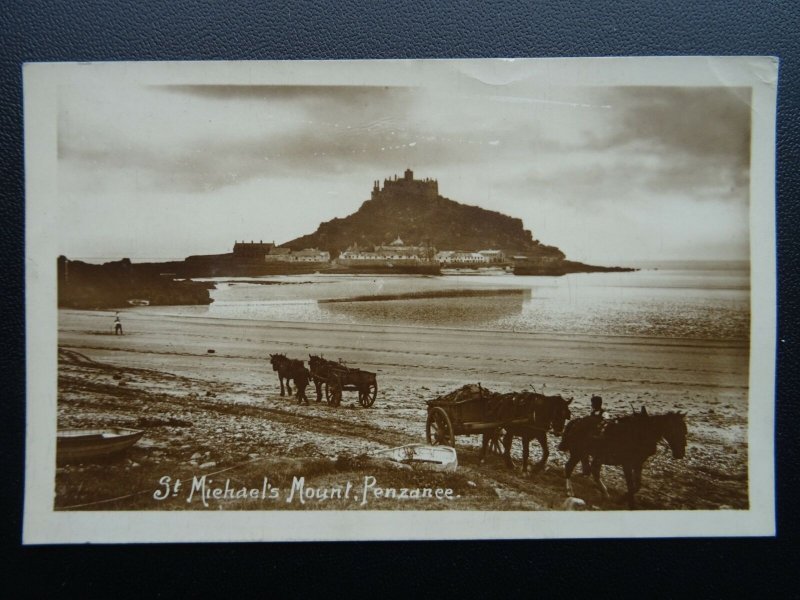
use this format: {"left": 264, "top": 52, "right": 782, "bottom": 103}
{"left": 55, "top": 306, "right": 750, "bottom": 511}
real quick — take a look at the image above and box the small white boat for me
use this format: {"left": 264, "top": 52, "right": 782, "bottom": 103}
{"left": 57, "top": 427, "right": 144, "bottom": 461}
{"left": 373, "top": 443, "right": 458, "bottom": 471}
{"left": 127, "top": 299, "right": 150, "bottom": 306}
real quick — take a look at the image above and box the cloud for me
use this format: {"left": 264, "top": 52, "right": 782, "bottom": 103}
{"left": 482, "top": 87, "right": 751, "bottom": 209}
{"left": 60, "top": 84, "right": 430, "bottom": 192}
{"left": 57, "top": 81, "right": 753, "bottom": 262}
{"left": 596, "top": 87, "right": 751, "bottom": 165}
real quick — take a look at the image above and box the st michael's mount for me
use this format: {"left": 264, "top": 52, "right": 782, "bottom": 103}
{"left": 57, "top": 170, "right": 634, "bottom": 308}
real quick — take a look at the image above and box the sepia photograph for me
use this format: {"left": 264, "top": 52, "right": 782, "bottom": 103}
{"left": 23, "top": 57, "right": 777, "bottom": 542}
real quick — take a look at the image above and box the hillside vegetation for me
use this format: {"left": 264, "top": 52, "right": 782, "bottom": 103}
{"left": 284, "top": 191, "right": 565, "bottom": 258}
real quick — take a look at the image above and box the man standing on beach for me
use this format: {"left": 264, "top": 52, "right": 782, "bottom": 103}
{"left": 113, "top": 312, "right": 123, "bottom": 335}
{"left": 590, "top": 395, "right": 604, "bottom": 417}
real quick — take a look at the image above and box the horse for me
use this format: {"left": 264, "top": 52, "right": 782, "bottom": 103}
{"left": 480, "top": 392, "right": 573, "bottom": 473}
{"left": 308, "top": 354, "right": 338, "bottom": 402}
{"left": 268, "top": 353, "right": 310, "bottom": 404}
{"left": 560, "top": 406, "right": 687, "bottom": 509}
{"left": 290, "top": 366, "right": 312, "bottom": 405}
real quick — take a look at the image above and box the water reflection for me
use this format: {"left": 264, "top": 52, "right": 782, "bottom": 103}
{"left": 137, "top": 270, "right": 750, "bottom": 340}
{"left": 319, "top": 290, "right": 531, "bottom": 328}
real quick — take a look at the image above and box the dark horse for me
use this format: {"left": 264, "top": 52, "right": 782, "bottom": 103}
{"left": 559, "top": 407, "right": 687, "bottom": 508}
{"left": 480, "top": 392, "right": 573, "bottom": 473}
{"left": 308, "top": 354, "right": 337, "bottom": 402}
{"left": 268, "top": 353, "right": 311, "bottom": 404}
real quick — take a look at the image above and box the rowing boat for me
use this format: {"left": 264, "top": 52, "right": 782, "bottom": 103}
{"left": 57, "top": 427, "right": 144, "bottom": 461}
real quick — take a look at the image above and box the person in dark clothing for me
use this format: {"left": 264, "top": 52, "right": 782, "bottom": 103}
{"left": 590, "top": 394, "right": 604, "bottom": 417}
{"left": 114, "top": 313, "right": 123, "bottom": 335}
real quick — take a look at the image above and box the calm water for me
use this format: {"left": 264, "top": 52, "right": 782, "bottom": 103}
{"left": 138, "top": 265, "right": 750, "bottom": 340}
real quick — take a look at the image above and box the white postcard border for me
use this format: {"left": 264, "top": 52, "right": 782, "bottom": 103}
{"left": 23, "top": 57, "right": 777, "bottom": 543}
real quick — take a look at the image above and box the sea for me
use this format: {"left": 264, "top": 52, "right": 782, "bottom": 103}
{"left": 134, "top": 261, "right": 750, "bottom": 341}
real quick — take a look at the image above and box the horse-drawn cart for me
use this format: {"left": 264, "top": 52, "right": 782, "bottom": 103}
{"left": 425, "top": 384, "right": 527, "bottom": 448}
{"left": 426, "top": 384, "right": 574, "bottom": 472}
{"left": 309, "top": 355, "right": 378, "bottom": 408}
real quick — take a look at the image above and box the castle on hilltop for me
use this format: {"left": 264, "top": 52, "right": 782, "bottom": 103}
{"left": 371, "top": 169, "right": 438, "bottom": 201}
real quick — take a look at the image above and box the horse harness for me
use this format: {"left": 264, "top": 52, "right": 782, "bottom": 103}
{"left": 486, "top": 393, "right": 559, "bottom": 434}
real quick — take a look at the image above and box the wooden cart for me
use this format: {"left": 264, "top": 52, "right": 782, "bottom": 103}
{"left": 309, "top": 356, "right": 378, "bottom": 408}
{"left": 425, "top": 385, "right": 526, "bottom": 449}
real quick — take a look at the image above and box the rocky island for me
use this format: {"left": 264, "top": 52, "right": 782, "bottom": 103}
{"left": 283, "top": 169, "right": 633, "bottom": 275}
{"left": 57, "top": 170, "right": 634, "bottom": 307}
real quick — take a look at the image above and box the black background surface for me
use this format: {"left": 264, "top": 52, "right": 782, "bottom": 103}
{"left": 2, "top": 1, "right": 798, "bottom": 595}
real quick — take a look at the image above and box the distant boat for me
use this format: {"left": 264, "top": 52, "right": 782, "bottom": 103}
{"left": 127, "top": 299, "right": 150, "bottom": 306}
{"left": 373, "top": 443, "right": 458, "bottom": 471}
{"left": 57, "top": 427, "right": 144, "bottom": 462}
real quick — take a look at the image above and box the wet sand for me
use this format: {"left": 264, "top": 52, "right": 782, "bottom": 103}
{"left": 56, "top": 308, "right": 750, "bottom": 511}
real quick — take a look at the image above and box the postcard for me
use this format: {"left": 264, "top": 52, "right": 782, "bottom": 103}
{"left": 23, "top": 56, "right": 778, "bottom": 543}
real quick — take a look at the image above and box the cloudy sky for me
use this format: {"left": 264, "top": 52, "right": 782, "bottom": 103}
{"left": 57, "top": 76, "right": 751, "bottom": 264}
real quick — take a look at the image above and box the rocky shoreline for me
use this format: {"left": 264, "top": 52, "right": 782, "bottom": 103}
{"left": 55, "top": 309, "right": 750, "bottom": 512}
{"left": 58, "top": 257, "right": 215, "bottom": 309}
{"left": 514, "top": 260, "right": 637, "bottom": 276}
{"left": 58, "top": 254, "right": 635, "bottom": 308}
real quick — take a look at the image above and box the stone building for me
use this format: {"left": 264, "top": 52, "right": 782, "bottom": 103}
{"left": 233, "top": 240, "right": 274, "bottom": 260}
{"left": 339, "top": 236, "right": 435, "bottom": 265}
{"left": 263, "top": 247, "right": 292, "bottom": 262}
{"left": 292, "top": 248, "right": 330, "bottom": 262}
{"left": 264, "top": 247, "right": 330, "bottom": 263}
{"left": 478, "top": 249, "right": 505, "bottom": 263}
{"left": 437, "top": 251, "right": 489, "bottom": 265}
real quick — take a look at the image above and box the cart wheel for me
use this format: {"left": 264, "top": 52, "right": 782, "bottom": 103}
{"left": 359, "top": 382, "right": 378, "bottom": 408}
{"left": 426, "top": 407, "right": 454, "bottom": 447}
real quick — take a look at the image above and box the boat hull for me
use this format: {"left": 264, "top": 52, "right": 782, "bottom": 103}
{"left": 57, "top": 427, "right": 144, "bottom": 462}
{"left": 373, "top": 443, "right": 458, "bottom": 471}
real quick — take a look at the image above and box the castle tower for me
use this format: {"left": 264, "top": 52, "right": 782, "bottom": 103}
{"left": 371, "top": 170, "right": 439, "bottom": 202}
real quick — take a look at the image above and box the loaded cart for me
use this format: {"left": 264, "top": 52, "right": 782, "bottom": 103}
{"left": 326, "top": 364, "right": 378, "bottom": 407}
{"left": 309, "top": 355, "right": 378, "bottom": 408}
{"left": 425, "top": 384, "right": 528, "bottom": 449}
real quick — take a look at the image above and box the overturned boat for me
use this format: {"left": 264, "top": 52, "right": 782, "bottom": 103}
{"left": 373, "top": 443, "right": 458, "bottom": 472}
